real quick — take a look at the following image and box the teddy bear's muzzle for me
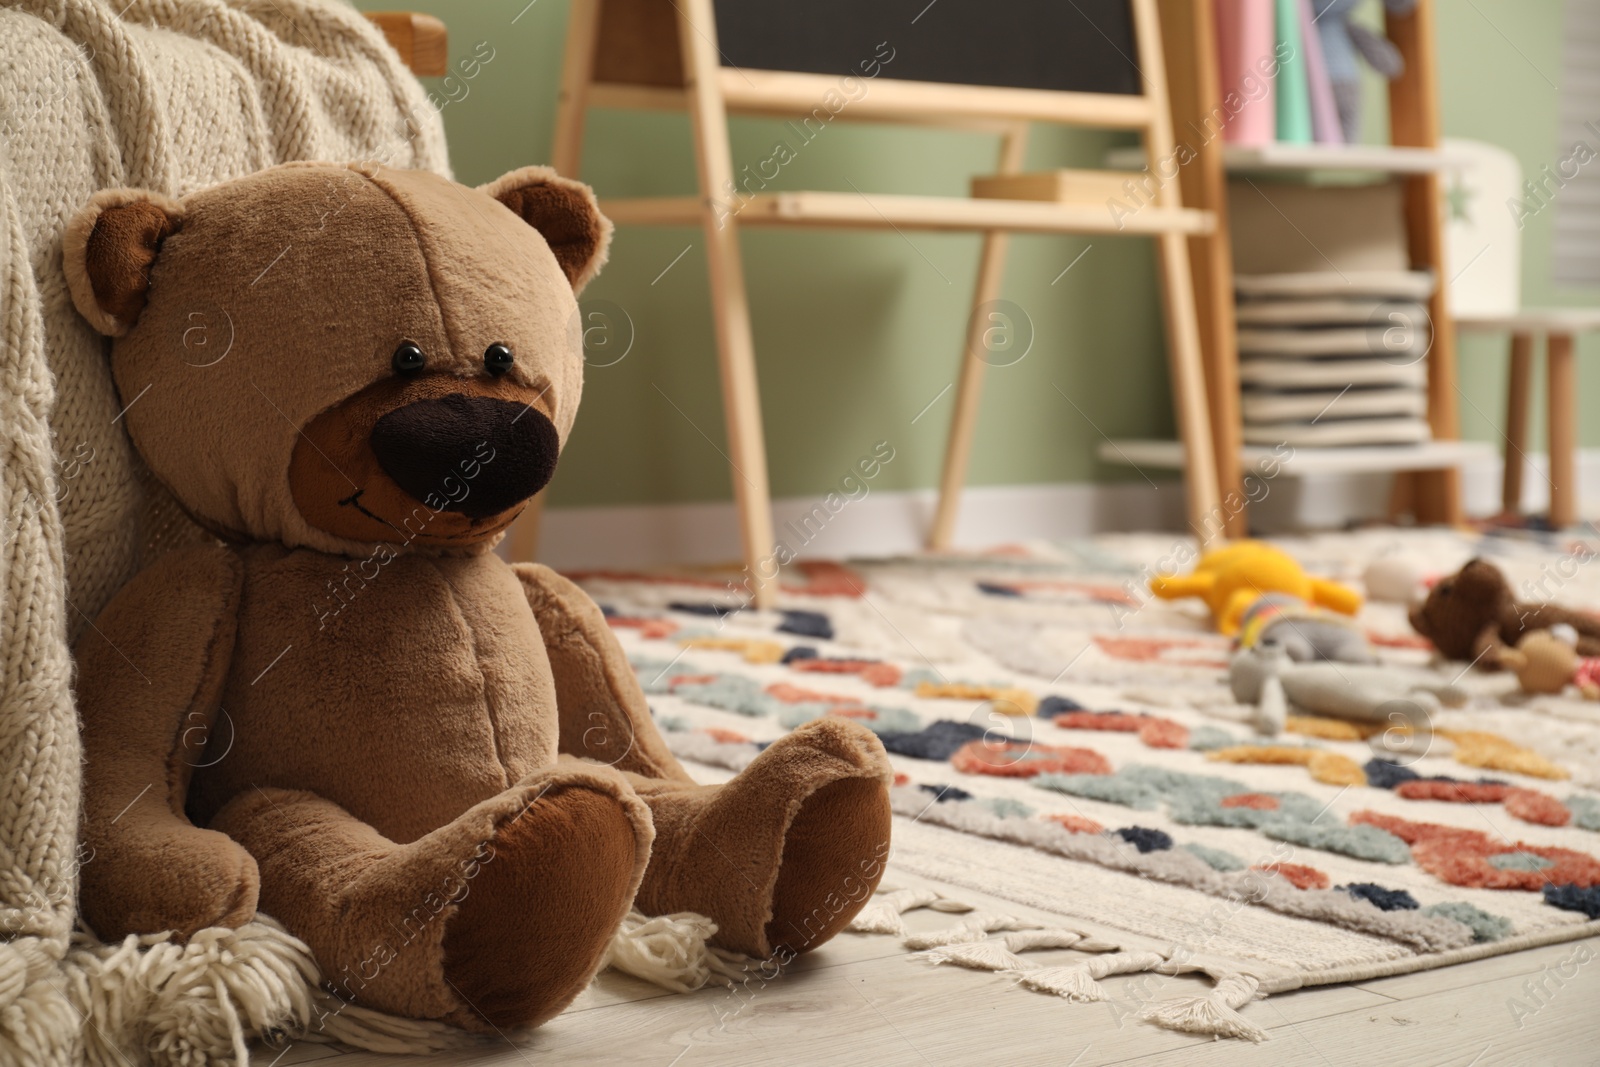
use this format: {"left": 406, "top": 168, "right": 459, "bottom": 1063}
{"left": 370, "top": 394, "right": 561, "bottom": 519}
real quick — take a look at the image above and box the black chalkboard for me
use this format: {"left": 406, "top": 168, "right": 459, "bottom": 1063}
{"left": 711, "top": 0, "right": 1141, "bottom": 96}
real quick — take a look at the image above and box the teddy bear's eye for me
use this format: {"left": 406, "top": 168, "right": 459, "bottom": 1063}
{"left": 484, "top": 343, "right": 514, "bottom": 376}
{"left": 391, "top": 342, "right": 426, "bottom": 376}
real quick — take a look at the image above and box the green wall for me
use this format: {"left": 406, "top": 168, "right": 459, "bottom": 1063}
{"left": 355, "top": 0, "right": 1596, "bottom": 510}
{"left": 1433, "top": 1, "right": 1596, "bottom": 454}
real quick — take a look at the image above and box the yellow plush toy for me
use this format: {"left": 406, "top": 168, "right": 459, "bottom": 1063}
{"left": 1150, "top": 541, "right": 1363, "bottom": 636}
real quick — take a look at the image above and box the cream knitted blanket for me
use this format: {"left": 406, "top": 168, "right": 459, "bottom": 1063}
{"left": 0, "top": 2, "right": 458, "bottom": 1061}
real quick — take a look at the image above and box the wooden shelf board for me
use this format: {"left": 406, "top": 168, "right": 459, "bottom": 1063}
{"left": 1096, "top": 438, "right": 1495, "bottom": 475}
{"left": 1455, "top": 307, "right": 1600, "bottom": 333}
{"left": 1107, "top": 142, "right": 1460, "bottom": 175}
{"left": 601, "top": 192, "right": 1213, "bottom": 236}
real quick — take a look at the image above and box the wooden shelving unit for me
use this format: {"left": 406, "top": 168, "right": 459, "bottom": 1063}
{"left": 1099, "top": 0, "right": 1463, "bottom": 533}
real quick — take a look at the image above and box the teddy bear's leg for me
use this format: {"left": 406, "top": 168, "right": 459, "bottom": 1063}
{"left": 209, "top": 757, "right": 651, "bottom": 1031}
{"left": 626, "top": 718, "right": 893, "bottom": 960}
{"left": 514, "top": 564, "right": 894, "bottom": 957}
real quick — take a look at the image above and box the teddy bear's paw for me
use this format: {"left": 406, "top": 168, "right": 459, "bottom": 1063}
{"left": 440, "top": 779, "right": 652, "bottom": 1032}
{"left": 633, "top": 718, "right": 893, "bottom": 961}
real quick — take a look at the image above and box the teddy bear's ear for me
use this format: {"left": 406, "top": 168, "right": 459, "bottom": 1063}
{"left": 63, "top": 189, "right": 185, "bottom": 337}
{"left": 479, "top": 166, "right": 613, "bottom": 293}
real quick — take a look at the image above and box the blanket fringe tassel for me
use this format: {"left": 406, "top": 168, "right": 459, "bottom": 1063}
{"left": 54, "top": 909, "right": 738, "bottom": 1065}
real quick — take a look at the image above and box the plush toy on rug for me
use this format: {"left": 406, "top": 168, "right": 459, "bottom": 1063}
{"left": 65, "top": 163, "right": 892, "bottom": 1033}
{"left": 1229, "top": 646, "right": 1467, "bottom": 736}
{"left": 1500, "top": 626, "right": 1600, "bottom": 700}
{"left": 1408, "top": 558, "right": 1600, "bottom": 669}
{"left": 1151, "top": 541, "right": 1363, "bottom": 636}
{"left": 1361, "top": 553, "right": 1436, "bottom": 606}
{"left": 1235, "top": 593, "right": 1376, "bottom": 664}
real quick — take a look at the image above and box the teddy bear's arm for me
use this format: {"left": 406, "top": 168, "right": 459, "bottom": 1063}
{"left": 512, "top": 563, "right": 695, "bottom": 783}
{"left": 1516, "top": 603, "right": 1600, "bottom": 658}
{"left": 75, "top": 543, "right": 260, "bottom": 940}
{"left": 1471, "top": 620, "right": 1510, "bottom": 669}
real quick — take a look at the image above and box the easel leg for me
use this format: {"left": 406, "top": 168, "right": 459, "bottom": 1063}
{"left": 507, "top": 0, "right": 602, "bottom": 564}
{"left": 1547, "top": 332, "right": 1577, "bottom": 529}
{"left": 930, "top": 125, "right": 1028, "bottom": 550}
{"left": 678, "top": 0, "right": 776, "bottom": 607}
{"left": 1155, "top": 229, "right": 1224, "bottom": 543}
{"left": 1502, "top": 330, "right": 1533, "bottom": 515}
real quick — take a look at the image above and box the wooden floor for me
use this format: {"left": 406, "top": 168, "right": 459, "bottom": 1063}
{"left": 262, "top": 869, "right": 1600, "bottom": 1067}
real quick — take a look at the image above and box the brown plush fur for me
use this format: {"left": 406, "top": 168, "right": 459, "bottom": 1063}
{"left": 61, "top": 188, "right": 186, "bottom": 336}
{"left": 67, "top": 162, "right": 893, "bottom": 1032}
{"left": 514, "top": 564, "right": 697, "bottom": 783}
{"left": 516, "top": 562, "right": 895, "bottom": 957}
{"left": 623, "top": 719, "right": 893, "bottom": 960}
{"left": 1409, "top": 558, "right": 1600, "bottom": 667}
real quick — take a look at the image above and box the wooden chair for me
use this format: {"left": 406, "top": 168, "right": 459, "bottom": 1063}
{"left": 516, "top": 0, "right": 1224, "bottom": 607}
{"left": 1457, "top": 313, "right": 1599, "bottom": 528}
{"left": 364, "top": 12, "right": 447, "bottom": 76}
{"left": 1447, "top": 138, "right": 1596, "bottom": 528}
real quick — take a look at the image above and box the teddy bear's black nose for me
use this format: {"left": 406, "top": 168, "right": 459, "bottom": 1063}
{"left": 370, "top": 394, "right": 559, "bottom": 519}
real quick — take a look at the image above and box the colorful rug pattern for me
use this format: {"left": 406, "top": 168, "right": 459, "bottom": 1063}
{"left": 569, "top": 529, "right": 1600, "bottom": 1036}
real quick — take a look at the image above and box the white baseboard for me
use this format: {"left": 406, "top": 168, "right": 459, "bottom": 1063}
{"left": 1250, "top": 447, "right": 1600, "bottom": 532}
{"left": 533, "top": 448, "right": 1600, "bottom": 570}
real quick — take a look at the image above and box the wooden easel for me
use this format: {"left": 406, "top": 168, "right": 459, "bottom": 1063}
{"left": 512, "top": 0, "right": 1224, "bottom": 606}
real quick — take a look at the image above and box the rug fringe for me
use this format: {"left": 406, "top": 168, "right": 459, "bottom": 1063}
{"left": 1001, "top": 928, "right": 1119, "bottom": 953}
{"left": 1008, "top": 951, "right": 1169, "bottom": 1004}
{"left": 914, "top": 942, "right": 1034, "bottom": 971}
{"left": 1140, "top": 973, "right": 1267, "bottom": 1043}
{"left": 847, "top": 888, "right": 945, "bottom": 936}
{"left": 903, "top": 913, "right": 1036, "bottom": 950}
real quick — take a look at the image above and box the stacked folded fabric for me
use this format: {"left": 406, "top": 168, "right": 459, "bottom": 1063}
{"left": 1227, "top": 181, "right": 1435, "bottom": 449}
{"left": 1234, "top": 271, "right": 1436, "bottom": 446}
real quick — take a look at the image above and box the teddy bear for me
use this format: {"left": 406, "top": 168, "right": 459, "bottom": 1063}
{"left": 1408, "top": 558, "right": 1600, "bottom": 669}
{"left": 64, "top": 161, "right": 893, "bottom": 1033}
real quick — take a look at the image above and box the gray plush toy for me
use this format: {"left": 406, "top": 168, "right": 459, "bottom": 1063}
{"left": 1237, "top": 593, "right": 1377, "bottom": 664}
{"left": 1229, "top": 645, "right": 1467, "bottom": 736}
{"left": 1311, "top": 0, "right": 1420, "bottom": 143}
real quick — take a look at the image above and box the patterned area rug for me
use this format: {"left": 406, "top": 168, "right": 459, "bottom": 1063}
{"left": 569, "top": 528, "right": 1600, "bottom": 1041}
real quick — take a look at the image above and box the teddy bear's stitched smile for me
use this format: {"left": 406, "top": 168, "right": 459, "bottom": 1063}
{"left": 289, "top": 371, "right": 558, "bottom": 548}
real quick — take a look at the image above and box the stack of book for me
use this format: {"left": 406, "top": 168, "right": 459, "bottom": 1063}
{"left": 1215, "top": 0, "right": 1344, "bottom": 146}
{"left": 1228, "top": 180, "right": 1435, "bottom": 448}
